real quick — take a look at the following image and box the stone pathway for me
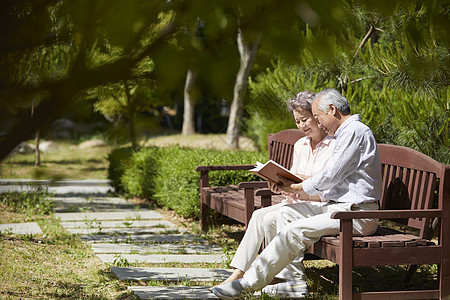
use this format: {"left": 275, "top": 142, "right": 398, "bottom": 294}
{"left": 1, "top": 179, "right": 232, "bottom": 299}
{"left": 45, "top": 180, "right": 231, "bottom": 299}
{"left": 0, "top": 222, "right": 43, "bottom": 235}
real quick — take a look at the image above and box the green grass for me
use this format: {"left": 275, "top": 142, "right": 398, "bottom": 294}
{"left": 0, "top": 135, "right": 256, "bottom": 180}
{"left": 0, "top": 140, "right": 112, "bottom": 180}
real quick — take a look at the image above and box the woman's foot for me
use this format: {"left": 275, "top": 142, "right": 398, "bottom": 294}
{"left": 210, "top": 269, "right": 245, "bottom": 290}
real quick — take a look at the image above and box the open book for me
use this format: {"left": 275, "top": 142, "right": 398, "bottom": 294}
{"left": 249, "top": 160, "right": 303, "bottom": 184}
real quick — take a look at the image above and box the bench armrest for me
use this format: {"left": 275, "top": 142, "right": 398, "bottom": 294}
{"left": 331, "top": 209, "right": 442, "bottom": 220}
{"left": 255, "top": 188, "right": 276, "bottom": 196}
{"left": 238, "top": 181, "right": 269, "bottom": 189}
{"left": 195, "top": 164, "right": 255, "bottom": 172}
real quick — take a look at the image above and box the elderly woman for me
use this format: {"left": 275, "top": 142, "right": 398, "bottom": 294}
{"left": 215, "top": 91, "right": 335, "bottom": 287}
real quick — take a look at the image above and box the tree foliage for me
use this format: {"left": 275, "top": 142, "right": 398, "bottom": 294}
{"left": 246, "top": 1, "right": 449, "bottom": 162}
{"left": 0, "top": 0, "right": 448, "bottom": 163}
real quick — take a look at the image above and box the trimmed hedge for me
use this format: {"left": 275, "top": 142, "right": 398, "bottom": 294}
{"left": 121, "top": 147, "right": 159, "bottom": 199}
{"left": 108, "top": 146, "right": 267, "bottom": 218}
{"left": 107, "top": 147, "right": 135, "bottom": 195}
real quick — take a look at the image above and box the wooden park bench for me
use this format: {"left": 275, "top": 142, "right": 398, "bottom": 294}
{"left": 196, "top": 130, "right": 450, "bottom": 299}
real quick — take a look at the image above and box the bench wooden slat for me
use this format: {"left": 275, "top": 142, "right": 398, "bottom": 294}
{"left": 314, "top": 229, "right": 433, "bottom": 250}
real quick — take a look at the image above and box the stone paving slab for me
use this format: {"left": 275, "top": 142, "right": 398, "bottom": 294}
{"left": 0, "top": 179, "right": 111, "bottom": 186}
{"left": 51, "top": 197, "right": 137, "bottom": 212}
{"left": 97, "top": 254, "right": 225, "bottom": 264}
{"left": 128, "top": 286, "right": 218, "bottom": 299}
{"left": 55, "top": 211, "right": 163, "bottom": 221}
{"left": 0, "top": 185, "right": 113, "bottom": 195}
{"left": 52, "top": 196, "right": 129, "bottom": 204}
{"left": 67, "top": 227, "right": 187, "bottom": 235}
{"left": 90, "top": 243, "right": 223, "bottom": 254}
{"left": 111, "top": 267, "right": 232, "bottom": 282}
{"left": 0, "top": 222, "right": 43, "bottom": 235}
{"left": 47, "top": 185, "right": 114, "bottom": 195}
{"left": 61, "top": 220, "right": 174, "bottom": 229}
{"left": 80, "top": 233, "right": 203, "bottom": 243}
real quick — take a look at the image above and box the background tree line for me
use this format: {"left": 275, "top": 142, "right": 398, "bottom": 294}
{"left": 0, "top": 0, "right": 448, "bottom": 163}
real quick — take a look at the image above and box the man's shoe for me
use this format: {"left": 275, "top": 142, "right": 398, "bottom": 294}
{"left": 261, "top": 280, "right": 308, "bottom": 299}
{"left": 211, "top": 280, "right": 253, "bottom": 300}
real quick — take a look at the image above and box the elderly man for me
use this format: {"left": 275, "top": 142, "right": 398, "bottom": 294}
{"left": 211, "top": 88, "right": 382, "bottom": 299}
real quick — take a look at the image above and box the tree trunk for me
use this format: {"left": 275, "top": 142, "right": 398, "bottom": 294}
{"left": 129, "top": 112, "right": 137, "bottom": 149}
{"left": 226, "top": 27, "right": 260, "bottom": 149}
{"left": 182, "top": 68, "right": 197, "bottom": 135}
{"left": 35, "top": 129, "right": 41, "bottom": 167}
{"left": 124, "top": 82, "right": 137, "bottom": 149}
{"left": 31, "top": 100, "right": 41, "bottom": 167}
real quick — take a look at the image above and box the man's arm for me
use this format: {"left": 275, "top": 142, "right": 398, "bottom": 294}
{"left": 302, "top": 131, "right": 362, "bottom": 195}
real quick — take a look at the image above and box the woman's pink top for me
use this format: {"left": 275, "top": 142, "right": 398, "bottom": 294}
{"left": 283, "top": 135, "right": 335, "bottom": 204}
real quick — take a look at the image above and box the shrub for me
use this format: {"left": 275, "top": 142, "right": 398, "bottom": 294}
{"left": 121, "top": 147, "right": 159, "bottom": 198}
{"left": 107, "top": 147, "right": 135, "bottom": 194}
{"left": 154, "top": 147, "right": 266, "bottom": 218}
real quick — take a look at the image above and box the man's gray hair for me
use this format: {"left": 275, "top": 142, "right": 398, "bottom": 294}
{"left": 287, "top": 91, "right": 316, "bottom": 113}
{"left": 315, "top": 88, "right": 351, "bottom": 115}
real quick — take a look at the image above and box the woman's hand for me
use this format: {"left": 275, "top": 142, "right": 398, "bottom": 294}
{"left": 268, "top": 181, "right": 281, "bottom": 194}
{"left": 275, "top": 176, "right": 300, "bottom": 193}
{"left": 276, "top": 175, "right": 311, "bottom": 198}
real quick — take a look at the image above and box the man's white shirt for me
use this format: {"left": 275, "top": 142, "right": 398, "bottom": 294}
{"left": 302, "top": 114, "right": 382, "bottom": 204}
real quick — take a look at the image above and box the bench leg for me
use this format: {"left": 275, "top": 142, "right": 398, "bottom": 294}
{"left": 201, "top": 201, "right": 209, "bottom": 233}
{"left": 199, "top": 171, "right": 210, "bottom": 234}
{"left": 244, "top": 188, "right": 255, "bottom": 229}
{"left": 339, "top": 219, "right": 354, "bottom": 300}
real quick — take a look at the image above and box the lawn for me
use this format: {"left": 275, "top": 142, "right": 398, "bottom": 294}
{"left": 0, "top": 134, "right": 256, "bottom": 180}
{"left": 1, "top": 141, "right": 112, "bottom": 180}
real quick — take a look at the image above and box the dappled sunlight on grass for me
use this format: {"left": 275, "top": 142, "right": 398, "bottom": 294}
{"left": 1, "top": 141, "right": 111, "bottom": 180}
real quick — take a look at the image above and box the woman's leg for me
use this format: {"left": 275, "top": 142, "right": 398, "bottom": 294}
{"left": 243, "top": 211, "right": 341, "bottom": 291}
{"left": 274, "top": 201, "right": 326, "bottom": 281}
{"left": 262, "top": 209, "right": 278, "bottom": 245}
{"left": 219, "top": 203, "right": 284, "bottom": 285}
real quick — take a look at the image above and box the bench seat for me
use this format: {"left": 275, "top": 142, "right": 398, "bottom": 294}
{"left": 202, "top": 185, "right": 284, "bottom": 225}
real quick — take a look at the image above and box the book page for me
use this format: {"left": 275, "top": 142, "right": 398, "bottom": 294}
{"left": 249, "top": 160, "right": 303, "bottom": 184}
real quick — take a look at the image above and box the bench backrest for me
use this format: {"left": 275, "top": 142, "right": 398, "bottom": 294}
{"left": 268, "top": 129, "right": 305, "bottom": 169}
{"left": 265, "top": 136, "right": 444, "bottom": 239}
{"left": 378, "top": 144, "right": 444, "bottom": 238}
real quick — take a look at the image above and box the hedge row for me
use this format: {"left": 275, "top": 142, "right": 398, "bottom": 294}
{"left": 108, "top": 146, "right": 267, "bottom": 218}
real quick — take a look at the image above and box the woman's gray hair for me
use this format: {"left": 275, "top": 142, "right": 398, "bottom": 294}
{"left": 287, "top": 91, "right": 316, "bottom": 113}
{"left": 314, "top": 88, "right": 351, "bottom": 115}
